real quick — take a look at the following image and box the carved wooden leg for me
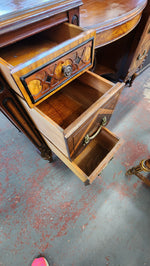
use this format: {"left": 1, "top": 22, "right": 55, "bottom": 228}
{"left": 0, "top": 73, "right": 53, "bottom": 162}
{"left": 126, "top": 159, "right": 150, "bottom": 186}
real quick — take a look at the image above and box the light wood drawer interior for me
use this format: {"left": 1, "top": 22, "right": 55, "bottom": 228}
{"left": 0, "top": 23, "right": 95, "bottom": 108}
{"left": 21, "top": 71, "right": 124, "bottom": 159}
{"left": 42, "top": 127, "right": 122, "bottom": 184}
{"left": 73, "top": 127, "right": 121, "bottom": 184}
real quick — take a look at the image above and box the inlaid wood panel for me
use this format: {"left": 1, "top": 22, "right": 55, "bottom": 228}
{"left": 0, "top": 23, "right": 95, "bottom": 108}
{"left": 21, "top": 39, "right": 94, "bottom": 104}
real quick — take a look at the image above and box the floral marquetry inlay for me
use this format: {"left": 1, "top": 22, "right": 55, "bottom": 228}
{"left": 28, "top": 79, "right": 42, "bottom": 96}
{"left": 22, "top": 39, "right": 93, "bottom": 104}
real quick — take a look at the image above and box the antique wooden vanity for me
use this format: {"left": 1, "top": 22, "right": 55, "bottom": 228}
{"left": 0, "top": 0, "right": 149, "bottom": 184}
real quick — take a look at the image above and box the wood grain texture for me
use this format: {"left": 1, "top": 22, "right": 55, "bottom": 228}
{"left": 67, "top": 88, "right": 123, "bottom": 160}
{"left": 43, "top": 127, "right": 122, "bottom": 184}
{"left": 127, "top": 14, "right": 150, "bottom": 78}
{"left": 22, "top": 71, "right": 124, "bottom": 160}
{"left": 64, "top": 72, "right": 124, "bottom": 137}
{"left": 73, "top": 127, "right": 121, "bottom": 177}
{"left": 22, "top": 39, "right": 93, "bottom": 104}
{"left": 19, "top": 96, "right": 70, "bottom": 158}
{"left": 80, "top": 0, "right": 147, "bottom": 47}
{"left": 90, "top": 0, "right": 150, "bottom": 83}
{"left": 0, "top": 13, "right": 68, "bottom": 48}
{"left": 95, "top": 14, "right": 142, "bottom": 48}
{"left": 0, "top": 0, "right": 83, "bottom": 34}
{"left": 0, "top": 73, "right": 53, "bottom": 158}
{"left": 42, "top": 134, "right": 89, "bottom": 183}
{"left": 0, "top": 23, "right": 96, "bottom": 108}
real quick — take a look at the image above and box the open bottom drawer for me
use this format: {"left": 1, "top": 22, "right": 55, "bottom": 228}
{"left": 43, "top": 127, "right": 122, "bottom": 184}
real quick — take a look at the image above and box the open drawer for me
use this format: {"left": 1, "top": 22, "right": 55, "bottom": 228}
{"left": 20, "top": 71, "right": 124, "bottom": 160}
{"left": 42, "top": 127, "right": 122, "bottom": 184}
{"left": 0, "top": 23, "right": 95, "bottom": 108}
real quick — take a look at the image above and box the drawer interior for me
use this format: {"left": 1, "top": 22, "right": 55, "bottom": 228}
{"left": 36, "top": 72, "right": 114, "bottom": 129}
{"left": 0, "top": 23, "right": 84, "bottom": 67}
{"left": 73, "top": 127, "right": 119, "bottom": 177}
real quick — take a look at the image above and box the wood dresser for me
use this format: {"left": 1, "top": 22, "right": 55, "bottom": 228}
{"left": 0, "top": 0, "right": 149, "bottom": 184}
{"left": 81, "top": 0, "right": 150, "bottom": 84}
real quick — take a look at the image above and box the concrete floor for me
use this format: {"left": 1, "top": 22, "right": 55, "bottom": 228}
{"left": 0, "top": 68, "right": 150, "bottom": 266}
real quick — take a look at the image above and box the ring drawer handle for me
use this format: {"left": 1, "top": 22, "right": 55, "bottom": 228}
{"left": 62, "top": 65, "right": 73, "bottom": 77}
{"left": 83, "top": 116, "right": 107, "bottom": 146}
{"left": 137, "top": 49, "right": 147, "bottom": 61}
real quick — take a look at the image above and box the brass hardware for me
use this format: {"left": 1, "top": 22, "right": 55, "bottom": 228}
{"left": 83, "top": 116, "right": 107, "bottom": 146}
{"left": 62, "top": 65, "right": 73, "bottom": 77}
{"left": 137, "top": 49, "right": 147, "bottom": 61}
{"left": 72, "top": 15, "right": 79, "bottom": 26}
{"left": 126, "top": 159, "right": 150, "bottom": 186}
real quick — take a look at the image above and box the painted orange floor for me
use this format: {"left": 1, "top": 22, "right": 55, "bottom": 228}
{"left": 0, "top": 67, "right": 150, "bottom": 266}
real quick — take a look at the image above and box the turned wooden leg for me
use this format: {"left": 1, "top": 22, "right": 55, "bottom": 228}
{"left": 126, "top": 159, "right": 150, "bottom": 186}
{"left": 0, "top": 73, "right": 53, "bottom": 162}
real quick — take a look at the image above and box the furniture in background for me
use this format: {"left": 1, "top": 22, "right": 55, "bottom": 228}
{"left": 82, "top": 0, "right": 150, "bottom": 85}
{"left": 0, "top": 0, "right": 149, "bottom": 184}
{"left": 126, "top": 159, "right": 150, "bottom": 186}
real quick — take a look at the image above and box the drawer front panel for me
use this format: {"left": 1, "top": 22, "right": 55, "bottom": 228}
{"left": 20, "top": 39, "right": 94, "bottom": 105}
{"left": 67, "top": 87, "right": 122, "bottom": 159}
{"left": 10, "top": 24, "right": 96, "bottom": 108}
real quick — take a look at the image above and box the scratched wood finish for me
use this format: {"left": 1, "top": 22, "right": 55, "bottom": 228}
{"left": 80, "top": 0, "right": 147, "bottom": 47}
{"left": 0, "top": 23, "right": 96, "bottom": 108}
{"left": 23, "top": 71, "right": 124, "bottom": 160}
{"left": 0, "top": 0, "right": 82, "bottom": 36}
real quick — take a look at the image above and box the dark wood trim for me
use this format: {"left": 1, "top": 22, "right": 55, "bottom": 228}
{"left": 0, "top": 73, "right": 53, "bottom": 161}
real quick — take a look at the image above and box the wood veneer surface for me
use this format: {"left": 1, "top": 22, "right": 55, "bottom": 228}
{"left": 0, "top": 23, "right": 83, "bottom": 66}
{"left": 0, "top": 37, "right": 57, "bottom": 67}
{"left": 37, "top": 79, "right": 103, "bottom": 129}
{"left": 80, "top": 0, "right": 147, "bottom": 30}
{"left": 74, "top": 128, "right": 118, "bottom": 176}
{"left": 0, "top": 0, "right": 82, "bottom": 28}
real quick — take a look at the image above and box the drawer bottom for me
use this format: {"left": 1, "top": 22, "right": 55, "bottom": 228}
{"left": 42, "top": 127, "right": 122, "bottom": 184}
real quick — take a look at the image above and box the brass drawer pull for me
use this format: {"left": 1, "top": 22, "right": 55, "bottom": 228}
{"left": 62, "top": 65, "right": 73, "bottom": 77}
{"left": 137, "top": 49, "right": 147, "bottom": 61}
{"left": 83, "top": 116, "right": 107, "bottom": 145}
